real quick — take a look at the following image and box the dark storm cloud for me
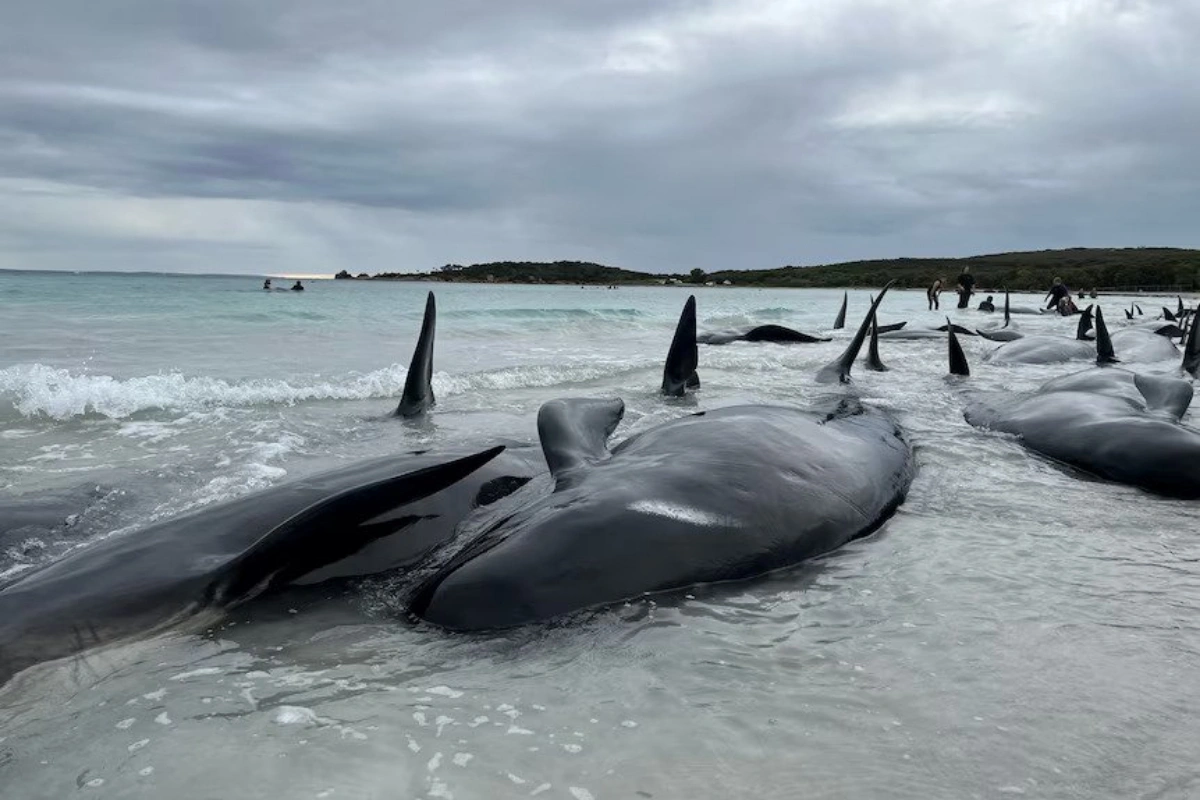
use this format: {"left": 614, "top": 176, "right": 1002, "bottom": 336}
{"left": 1, "top": 0, "right": 1198, "bottom": 273}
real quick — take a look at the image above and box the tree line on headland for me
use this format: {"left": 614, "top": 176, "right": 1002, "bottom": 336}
{"left": 333, "top": 247, "right": 1200, "bottom": 292}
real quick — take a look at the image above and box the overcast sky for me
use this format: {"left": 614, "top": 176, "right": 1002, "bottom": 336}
{"left": 1, "top": 1, "right": 1197, "bottom": 275}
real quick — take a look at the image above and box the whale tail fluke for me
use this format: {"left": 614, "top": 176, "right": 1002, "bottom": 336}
{"left": 816, "top": 282, "right": 894, "bottom": 384}
{"left": 1183, "top": 305, "right": 1200, "bottom": 377}
{"left": 396, "top": 292, "right": 437, "bottom": 417}
{"left": 947, "top": 317, "right": 970, "bottom": 376}
{"left": 833, "top": 292, "right": 848, "bottom": 329}
{"left": 212, "top": 445, "right": 507, "bottom": 603}
{"left": 662, "top": 296, "right": 699, "bottom": 397}
{"left": 865, "top": 297, "right": 888, "bottom": 372}
{"left": 1095, "top": 306, "right": 1118, "bottom": 365}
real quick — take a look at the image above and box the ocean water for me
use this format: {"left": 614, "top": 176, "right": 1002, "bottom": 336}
{"left": 1, "top": 271, "right": 1198, "bottom": 800}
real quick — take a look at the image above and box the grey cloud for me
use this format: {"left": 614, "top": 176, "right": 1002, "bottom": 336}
{"left": 1, "top": 0, "right": 1198, "bottom": 274}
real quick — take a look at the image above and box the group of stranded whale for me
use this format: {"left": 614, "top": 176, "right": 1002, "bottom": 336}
{"left": 2, "top": 285, "right": 1198, "bottom": 687}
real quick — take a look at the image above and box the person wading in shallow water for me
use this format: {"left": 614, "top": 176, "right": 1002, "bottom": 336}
{"left": 927, "top": 277, "right": 944, "bottom": 310}
{"left": 1045, "top": 276, "right": 1070, "bottom": 312}
{"left": 978, "top": 295, "right": 995, "bottom": 312}
{"left": 956, "top": 267, "right": 975, "bottom": 309}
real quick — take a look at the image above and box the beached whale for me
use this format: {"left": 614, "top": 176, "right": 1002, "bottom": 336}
{"left": 697, "top": 325, "right": 831, "bottom": 345}
{"left": 0, "top": 445, "right": 538, "bottom": 686}
{"left": 983, "top": 307, "right": 1096, "bottom": 364}
{"left": 412, "top": 291, "right": 916, "bottom": 630}
{"left": 960, "top": 318, "right": 1200, "bottom": 498}
{"left": 963, "top": 371, "right": 1200, "bottom": 498}
{"left": 411, "top": 396, "right": 914, "bottom": 630}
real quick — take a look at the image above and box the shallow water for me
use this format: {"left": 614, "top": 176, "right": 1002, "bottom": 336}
{"left": 2, "top": 272, "right": 1198, "bottom": 799}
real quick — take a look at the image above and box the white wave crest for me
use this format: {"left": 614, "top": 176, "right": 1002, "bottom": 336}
{"left": 0, "top": 360, "right": 651, "bottom": 421}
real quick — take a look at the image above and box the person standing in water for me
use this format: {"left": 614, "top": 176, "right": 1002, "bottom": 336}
{"left": 263, "top": 278, "right": 271, "bottom": 290}
{"left": 291, "top": 280, "right": 305, "bottom": 291}
{"left": 978, "top": 295, "right": 995, "bottom": 312}
{"left": 927, "top": 277, "right": 944, "bottom": 310}
{"left": 1044, "top": 277, "right": 1070, "bottom": 311}
{"left": 956, "top": 267, "right": 975, "bottom": 309}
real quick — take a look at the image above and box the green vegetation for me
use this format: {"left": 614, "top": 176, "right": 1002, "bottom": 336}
{"left": 371, "top": 261, "right": 660, "bottom": 285}
{"left": 353, "top": 248, "right": 1200, "bottom": 291}
{"left": 707, "top": 248, "right": 1200, "bottom": 291}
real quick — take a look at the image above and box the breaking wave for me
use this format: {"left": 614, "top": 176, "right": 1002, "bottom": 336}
{"left": 0, "top": 361, "right": 649, "bottom": 421}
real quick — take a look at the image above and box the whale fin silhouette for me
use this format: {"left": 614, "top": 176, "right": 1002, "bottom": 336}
{"left": 1133, "top": 373, "right": 1193, "bottom": 420}
{"left": 1125, "top": 305, "right": 1134, "bottom": 321}
{"left": 1075, "top": 305, "right": 1094, "bottom": 340}
{"left": 1178, "top": 296, "right": 1186, "bottom": 319}
{"left": 816, "top": 282, "right": 894, "bottom": 384}
{"left": 1095, "top": 306, "right": 1118, "bottom": 365}
{"left": 1163, "top": 306, "right": 1177, "bottom": 322}
{"left": 396, "top": 292, "right": 437, "bottom": 417}
{"left": 210, "top": 445, "right": 506, "bottom": 603}
{"left": 935, "top": 323, "right": 977, "bottom": 336}
{"left": 865, "top": 311, "right": 888, "bottom": 372}
{"left": 1136, "top": 304, "right": 1144, "bottom": 316}
{"left": 537, "top": 398, "right": 625, "bottom": 484}
{"left": 832, "top": 292, "right": 848, "bottom": 329}
{"left": 947, "top": 317, "right": 970, "bottom": 376}
{"left": 662, "top": 296, "right": 699, "bottom": 397}
{"left": 1003, "top": 289, "right": 1011, "bottom": 328}
{"left": 876, "top": 320, "right": 907, "bottom": 334}
{"left": 1182, "top": 305, "right": 1200, "bottom": 377}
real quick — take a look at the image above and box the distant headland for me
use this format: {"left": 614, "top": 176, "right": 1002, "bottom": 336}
{"left": 333, "top": 247, "right": 1200, "bottom": 293}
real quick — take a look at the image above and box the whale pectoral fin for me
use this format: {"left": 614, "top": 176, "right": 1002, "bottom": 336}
{"left": 947, "top": 317, "right": 970, "bottom": 376}
{"left": 536, "top": 398, "right": 625, "bottom": 483}
{"left": 1133, "top": 373, "right": 1194, "bottom": 420}
{"left": 833, "top": 291, "right": 848, "bottom": 329}
{"left": 396, "top": 292, "right": 437, "bottom": 417}
{"left": 816, "top": 282, "right": 894, "bottom": 384}
{"left": 209, "top": 446, "right": 506, "bottom": 604}
{"left": 661, "top": 296, "right": 698, "bottom": 396}
{"left": 1075, "top": 305, "right": 1094, "bottom": 340}
{"left": 1182, "top": 305, "right": 1200, "bottom": 377}
{"left": 1094, "top": 306, "right": 1118, "bottom": 364}
{"left": 866, "top": 314, "right": 888, "bottom": 372}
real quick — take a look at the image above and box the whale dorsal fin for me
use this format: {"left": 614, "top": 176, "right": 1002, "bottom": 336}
{"left": 816, "top": 283, "right": 893, "bottom": 384}
{"left": 1003, "top": 289, "right": 1011, "bottom": 328}
{"left": 1163, "top": 306, "right": 1177, "bottom": 322}
{"left": 662, "top": 296, "right": 699, "bottom": 397}
{"left": 1178, "top": 296, "right": 1186, "bottom": 319}
{"left": 935, "top": 323, "right": 977, "bottom": 336}
{"left": 1075, "top": 305, "right": 1094, "bottom": 340}
{"left": 211, "top": 445, "right": 505, "bottom": 603}
{"left": 1095, "top": 306, "right": 1118, "bottom": 364}
{"left": 537, "top": 398, "right": 625, "bottom": 485}
{"left": 396, "top": 292, "right": 437, "bottom": 417}
{"left": 947, "top": 317, "right": 970, "bottom": 376}
{"left": 832, "top": 292, "right": 848, "bottom": 329}
{"left": 1183, "top": 305, "right": 1200, "bottom": 377}
{"left": 865, "top": 298, "right": 888, "bottom": 372}
{"left": 1133, "top": 373, "right": 1193, "bottom": 420}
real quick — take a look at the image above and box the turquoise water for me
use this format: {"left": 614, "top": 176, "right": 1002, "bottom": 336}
{"left": 2, "top": 271, "right": 1199, "bottom": 799}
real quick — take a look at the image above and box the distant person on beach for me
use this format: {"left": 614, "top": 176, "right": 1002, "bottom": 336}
{"left": 978, "top": 295, "right": 995, "bottom": 312}
{"left": 291, "top": 281, "right": 305, "bottom": 291}
{"left": 956, "top": 267, "right": 975, "bottom": 309}
{"left": 927, "top": 278, "right": 943, "bottom": 310}
{"left": 1089, "top": 288, "right": 1098, "bottom": 298}
{"left": 263, "top": 278, "right": 271, "bottom": 290}
{"left": 1045, "top": 277, "right": 1070, "bottom": 311}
